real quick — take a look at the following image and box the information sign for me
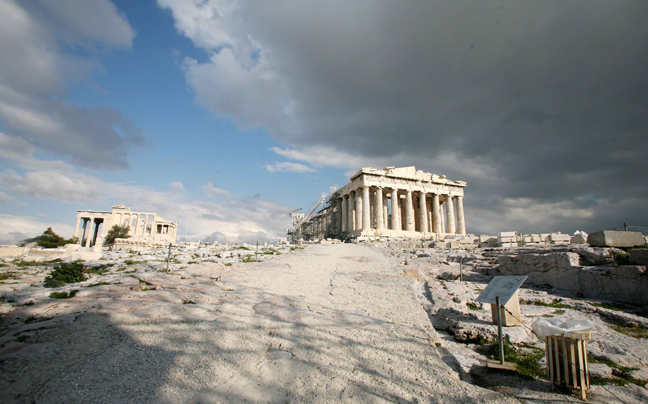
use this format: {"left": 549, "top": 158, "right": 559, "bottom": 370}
{"left": 475, "top": 276, "right": 527, "bottom": 305}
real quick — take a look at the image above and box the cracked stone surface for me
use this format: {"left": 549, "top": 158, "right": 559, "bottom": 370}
{"left": 1, "top": 244, "right": 516, "bottom": 404}
{"left": 2, "top": 242, "right": 648, "bottom": 403}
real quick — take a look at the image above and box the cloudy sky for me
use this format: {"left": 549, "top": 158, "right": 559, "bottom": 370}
{"left": 1, "top": 0, "right": 646, "bottom": 244}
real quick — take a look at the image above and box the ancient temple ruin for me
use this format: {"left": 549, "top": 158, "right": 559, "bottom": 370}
{"left": 293, "top": 166, "right": 467, "bottom": 240}
{"left": 74, "top": 205, "right": 178, "bottom": 247}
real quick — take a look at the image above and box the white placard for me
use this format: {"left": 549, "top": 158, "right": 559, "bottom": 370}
{"left": 475, "top": 276, "right": 527, "bottom": 305}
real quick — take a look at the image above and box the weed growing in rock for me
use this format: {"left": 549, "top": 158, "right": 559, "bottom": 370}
{"left": 13, "top": 259, "right": 60, "bottom": 267}
{"left": 612, "top": 250, "right": 631, "bottom": 266}
{"left": 479, "top": 341, "right": 546, "bottom": 379}
{"left": 86, "top": 282, "right": 110, "bottom": 287}
{"left": 610, "top": 325, "right": 648, "bottom": 339}
{"left": 0, "top": 272, "right": 19, "bottom": 280}
{"left": 466, "top": 301, "right": 483, "bottom": 311}
{"left": 588, "top": 356, "right": 646, "bottom": 387}
{"left": 49, "top": 290, "right": 78, "bottom": 299}
{"left": 44, "top": 262, "right": 87, "bottom": 288}
{"left": 523, "top": 299, "right": 572, "bottom": 309}
{"left": 590, "top": 301, "right": 624, "bottom": 312}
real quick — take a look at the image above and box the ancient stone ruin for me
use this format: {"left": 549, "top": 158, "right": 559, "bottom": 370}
{"left": 74, "top": 205, "right": 178, "bottom": 248}
{"left": 293, "top": 166, "right": 467, "bottom": 240}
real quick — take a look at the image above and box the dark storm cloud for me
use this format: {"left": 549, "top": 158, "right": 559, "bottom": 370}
{"left": 161, "top": 0, "right": 648, "bottom": 233}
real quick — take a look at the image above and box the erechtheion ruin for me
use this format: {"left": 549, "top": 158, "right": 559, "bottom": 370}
{"left": 74, "top": 205, "right": 178, "bottom": 247}
{"left": 293, "top": 166, "right": 467, "bottom": 240}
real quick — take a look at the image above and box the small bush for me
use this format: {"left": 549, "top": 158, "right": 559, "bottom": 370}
{"left": 466, "top": 301, "right": 483, "bottom": 311}
{"left": 44, "top": 262, "right": 87, "bottom": 288}
{"left": 37, "top": 228, "right": 77, "bottom": 249}
{"left": 49, "top": 290, "right": 78, "bottom": 299}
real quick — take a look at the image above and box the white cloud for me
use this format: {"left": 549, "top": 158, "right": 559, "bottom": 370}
{"left": 265, "top": 162, "right": 316, "bottom": 173}
{"left": 202, "top": 182, "right": 232, "bottom": 199}
{"left": 0, "top": 0, "right": 142, "bottom": 170}
{"left": 0, "top": 170, "right": 99, "bottom": 201}
{"left": 0, "top": 191, "right": 13, "bottom": 204}
{"left": 168, "top": 181, "right": 185, "bottom": 191}
{"left": 0, "top": 214, "right": 75, "bottom": 245}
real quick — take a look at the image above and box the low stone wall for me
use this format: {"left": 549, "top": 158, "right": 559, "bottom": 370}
{"left": 490, "top": 247, "right": 648, "bottom": 306}
{"left": 0, "top": 246, "right": 27, "bottom": 258}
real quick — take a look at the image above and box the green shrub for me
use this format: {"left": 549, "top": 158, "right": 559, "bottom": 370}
{"left": 104, "top": 224, "right": 130, "bottom": 246}
{"left": 44, "top": 262, "right": 87, "bottom": 288}
{"left": 49, "top": 290, "right": 78, "bottom": 299}
{"left": 37, "top": 228, "right": 77, "bottom": 249}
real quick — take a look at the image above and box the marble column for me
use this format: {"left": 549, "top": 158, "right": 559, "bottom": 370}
{"left": 418, "top": 191, "right": 428, "bottom": 233}
{"left": 92, "top": 220, "right": 100, "bottom": 246}
{"left": 84, "top": 219, "right": 93, "bottom": 247}
{"left": 432, "top": 194, "right": 442, "bottom": 234}
{"left": 348, "top": 192, "right": 355, "bottom": 232}
{"left": 446, "top": 196, "right": 456, "bottom": 234}
{"left": 456, "top": 196, "right": 466, "bottom": 235}
{"left": 362, "top": 186, "right": 370, "bottom": 231}
{"left": 73, "top": 216, "right": 81, "bottom": 239}
{"left": 355, "top": 190, "right": 363, "bottom": 231}
{"left": 375, "top": 187, "right": 384, "bottom": 230}
{"left": 383, "top": 196, "right": 389, "bottom": 229}
{"left": 441, "top": 202, "right": 447, "bottom": 234}
{"left": 391, "top": 188, "right": 400, "bottom": 230}
{"left": 341, "top": 196, "right": 348, "bottom": 232}
{"left": 80, "top": 218, "right": 88, "bottom": 246}
{"left": 337, "top": 198, "right": 343, "bottom": 234}
{"left": 405, "top": 190, "right": 414, "bottom": 231}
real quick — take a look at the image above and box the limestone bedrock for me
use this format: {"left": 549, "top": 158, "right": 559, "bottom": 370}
{"left": 0, "top": 244, "right": 515, "bottom": 404}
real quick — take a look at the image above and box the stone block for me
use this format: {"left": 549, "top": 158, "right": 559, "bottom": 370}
{"left": 570, "top": 234, "right": 587, "bottom": 244}
{"left": 587, "top": 231, "right": 646, "bottom": 248}
{"left": 549, "top": 233, "right": 571, "bottom": 244}
{"left": 498, "top": 232, "right": 516, "bottom": 239}
{"left": 630, "top": 249, "right": 648, "bottom": 265}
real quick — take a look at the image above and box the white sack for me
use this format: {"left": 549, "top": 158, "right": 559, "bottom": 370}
{"left": 531, "top": 318, "right": 594, "bottom": 338}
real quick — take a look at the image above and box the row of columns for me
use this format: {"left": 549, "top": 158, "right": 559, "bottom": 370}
{"left": 336, "top": 186, "right": 466, "bottom": 235}
{"left": 73, "top": 216, "right": 103, "bottom": 248}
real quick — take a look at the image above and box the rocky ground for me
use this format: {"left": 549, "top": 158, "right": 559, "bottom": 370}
{"left": 0, "top": 242, "right": 647, "bottom": 403}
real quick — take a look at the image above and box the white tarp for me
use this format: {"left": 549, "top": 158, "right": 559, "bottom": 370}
{"left": 531, "top": 318, "right": 594, "bottom": 338}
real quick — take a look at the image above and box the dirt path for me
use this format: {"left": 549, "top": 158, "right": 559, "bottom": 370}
{"left": 1, "top": 244, "right": 517, "bottom": 403}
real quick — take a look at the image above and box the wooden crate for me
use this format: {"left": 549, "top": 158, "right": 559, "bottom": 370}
{"left": 545, "top": 331, "right": 592, "bottom": 400}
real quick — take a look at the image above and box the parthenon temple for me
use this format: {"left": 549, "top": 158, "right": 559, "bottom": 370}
{"left": 292, "top": 167, "right": 467, "bottom": 240}
{"left": 74, "top": 205, "right": 178, "bottom": 248}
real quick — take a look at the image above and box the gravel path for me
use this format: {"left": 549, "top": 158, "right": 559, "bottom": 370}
{"left": 1, "top": 244, "right": 517, "bottom": 403}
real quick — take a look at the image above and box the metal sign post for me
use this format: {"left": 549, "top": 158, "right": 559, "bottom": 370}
{"left": 476, "top": 276, "right": 527, "bottom": 371}
{"left": 166, "top": 243, "right": 172, "bottom": 271}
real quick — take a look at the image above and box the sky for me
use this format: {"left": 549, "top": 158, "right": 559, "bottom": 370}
{"left": 1, "top": 0, "right": 647, "bottom": 245}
